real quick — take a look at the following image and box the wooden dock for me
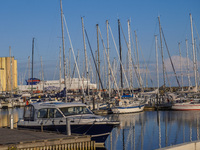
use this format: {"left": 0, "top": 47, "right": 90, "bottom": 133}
{"left": 0, "top": 128, "right": 96, "bottom": 150}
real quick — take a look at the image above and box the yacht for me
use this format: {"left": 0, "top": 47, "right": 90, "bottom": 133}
{"left": 17, "top": 101, "right": 119, "bottom": 143}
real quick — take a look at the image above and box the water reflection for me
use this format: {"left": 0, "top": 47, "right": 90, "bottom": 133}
{"left": 106, "top": 111, "right": 200, "bottom": 150}
{"left": 0, "top": 108, "right": 23, "bottom": 128}
{"left": 0, "top": 109, "right": 200, "bottom": 150}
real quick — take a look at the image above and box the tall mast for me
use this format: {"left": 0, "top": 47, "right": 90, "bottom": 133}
{"left": 155, "top": 35, "right": 159, "bottom": 94}
{"left": 40, "top": 56, "right": 44, "bottom": 91}
{"left": 134, "top": 30, "right": 143, "bottom": 90}
{"left": 128, "top": 20, "right": 133, "bottom": 90}
{"left": 95, "top": 50, "right": 98, "bottom": 88}
{"left": 31, "top": 38, "right": 34, "bottom": 95}
{"left": 158, "top": 16, "right": 166, "bottom": 91}
{"left": 190, "top": 13, "right": 197, "bottom": 89}
{"left": 185, "top": 39, "right": 191, "bottom": 88}
{"left": 178, "top": 42, "right": 183, "bottom": 91}
{"left": 60, "top": 0, "right": 67, "bottom": 101}
{"left": 106, "top": 20, "right": 111, "bottom": 98}
{"left": 59, "top": 46, "right": 62, "bottom": 91}
{"left": 96, "top": 24, "right": 101, "bottom": 91}
{"left": 194, "top": 38, "right": 199, "bottom": 87}
{"left": 118, "top": 19, "right": 123, "bottom": 89}
{"left": 9, "top": 46, "right": 13, "bottom": 97}
{"left": 69, "top": 48, "right": 71, "bottom": 90}
{"left": 81, "top": 17, "right": 89, "bottom": 96}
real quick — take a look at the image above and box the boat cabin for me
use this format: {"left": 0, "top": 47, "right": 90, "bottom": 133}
{"left": 23, "top": 102, "right": 93, "bottom": 121}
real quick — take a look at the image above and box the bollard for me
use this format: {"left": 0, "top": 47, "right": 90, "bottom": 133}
{"left": 41, "top": 122, "right": 43, "bottom": 132}
{"left": 66, "top": 118, "right": 71, "bottom": 136}
{"left": 10, "top": 114, "right": 13, "bottom": 129}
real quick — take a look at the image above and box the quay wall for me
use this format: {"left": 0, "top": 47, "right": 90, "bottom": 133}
{"left": 158, "top": 140, "right": 200, "bottom": 150}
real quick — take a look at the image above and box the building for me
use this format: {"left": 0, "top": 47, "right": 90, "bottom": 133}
{"left": 18, "top": 78, "right": 97, "bottom": 92}
{"left": 0, "top": 57, "right": 17, "bottom": 92}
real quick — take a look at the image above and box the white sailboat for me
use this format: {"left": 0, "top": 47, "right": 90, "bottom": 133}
{"left": 111, "top": 97, "right": 145, "bottom": 114}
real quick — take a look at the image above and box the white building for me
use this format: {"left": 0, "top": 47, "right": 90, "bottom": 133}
{"left": 18, "top": 78, "right": 97, "bottom": 92}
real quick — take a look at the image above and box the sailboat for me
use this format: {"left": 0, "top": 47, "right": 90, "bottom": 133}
{"left": 111, "top": 95, "right": 145, "bottom": 113}
{"left": 171, "top": 13, "right": 200, "bottom": 111}
{"left": 109, "top": 20, "right": 145, "bottom": 114}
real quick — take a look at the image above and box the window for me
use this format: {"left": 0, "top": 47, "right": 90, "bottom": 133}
{"left": 55, "top": 109, "right": 63, "bottom": 118}
{"left": 59, "top": 106, "right": 92, "bottom": 116}
{"left": 24, "top": 105, "right": 34, "bottom": 121}
{"left": 48, "top": 108, "right": 54, "bottom": 118}
{"left": 38, "top": 109, "right": 48, "bottom": 118}
{"left": 38, "top": 108, "right": 63, "bottom": 118}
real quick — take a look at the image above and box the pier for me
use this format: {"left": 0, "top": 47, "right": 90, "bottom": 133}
{"left": 0, "top": 128, "right": 96, "bottom": 150}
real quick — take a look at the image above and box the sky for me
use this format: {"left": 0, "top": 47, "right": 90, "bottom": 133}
{"left": 0, "top": 0, "right": 199, "bottom": 87}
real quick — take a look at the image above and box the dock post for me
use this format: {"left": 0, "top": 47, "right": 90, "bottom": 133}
{"left": 10, "top": 114, "right": 13, "bottom": 129}
{"left": 41, "top": 122, "right": 43, "bottom": 132}
{"left": 66, "top": 118, "right": 71, "bottom": 135}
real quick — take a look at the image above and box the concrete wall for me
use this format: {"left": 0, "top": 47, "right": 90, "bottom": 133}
{"left": 158, "top": 140, "right": 200, "bottom": 150}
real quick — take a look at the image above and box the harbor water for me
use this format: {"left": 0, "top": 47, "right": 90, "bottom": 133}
{"left": 1, "top": 108, "right": 200, "bottom": 150}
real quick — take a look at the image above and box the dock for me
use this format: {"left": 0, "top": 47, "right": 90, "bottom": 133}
{"left": 0, "top": 128, "right": 96, "bottom": 150}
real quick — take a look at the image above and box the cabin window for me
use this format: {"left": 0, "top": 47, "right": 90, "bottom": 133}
{"left": 24, "top": 105, "right": 34, "bottom": 121}
{"left": 55, "top": 109, "right": 63, "bottom": 118}
{"left": 48, "top": 108, "right": 55, "bottom": 118}
{"left": 59, "top": 106, "right": 92, "bottom": 116}
{"left": 38, "top": 109, "right": 48, "bottom": 118}
{"left": 38, "top": 108, "right": 63, "bottom": 118}
{"left": 48, "top": 108, "right": 63, "bottom": 118}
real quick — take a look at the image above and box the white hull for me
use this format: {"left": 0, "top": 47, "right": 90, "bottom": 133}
{"left": 172, "top": 103, "right": 200, "bottom": 110}
{"left": 112, "top": 105, "right": 144, "bottom": 114}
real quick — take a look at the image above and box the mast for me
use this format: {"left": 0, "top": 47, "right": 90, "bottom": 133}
{"left": 59, "top": 46, "right": 62, "bottom": 91}
{"left": 155, "top": 35, "right": 159, "bottom": 95}
{"left": 84, "top": 29, "right": 104, "bottom": 91}
{"left": 28, "top": 56, "right": 30, "bottom": 89}
{"left": 190, "top": 13, "right": 197, "bottom": 89}
{"left": 185, "top": 39, "right": 191, "bottom": 88}
{"left": 69, "top": 48, "right": 71, "bottom": 87}
{"left": 81, "top": 17, "right": 89, "bottom": 96}
{"left": 40, "top": 56, "right": 44, "bottom": 91}
{"left": 31, "top": 38, "right": 34, "bottom": 95}
{"left": 60, "top": 0, "right": 67, "bottom": 101}
{"left": 128, "top": 20, "right": 133, "bottom": 90}
{"left": 9, "top": 46, "right": 13, "bottom": 97}
{"left": 98, "top": 27, "right": 121, "bottom": 97}
{"left": 134, "top": 30, "right": 143, "bottom": 90}
{"left": 178, "top": 42, "right": 183, "bottom": 91}
{"left": 106, "top": 20, "right": 111, "bottom": 98}
{"left": 95, "top": 50, "right": 98, "bottom": 88}
{"left": 9, "top": 46, "right": 14, "bottom": 129}
{"left": 158, "top": 16, "right": 166, "bottom": 91}
{"left": 194, "top": 38, "right": 199, "bottom": 87}
{"left": 118, "top": 19, "right": 123, "bottom": 89}
{"left": 96, "top": 24, "right": 101, "bottom": 91}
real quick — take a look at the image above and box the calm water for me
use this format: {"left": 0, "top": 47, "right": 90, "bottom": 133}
{"left": 1, "top": 108, "right": 200, "bottom": 150}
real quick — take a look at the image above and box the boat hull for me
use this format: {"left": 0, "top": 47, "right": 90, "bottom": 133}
{"left": 17, "top": 122, "right": 117, "bottom": 143}
{"left": 111, "top": 105, "right": 144, "bottom": 114}
{"left": 172, "top": 104, "right": 200, "bottom": 111}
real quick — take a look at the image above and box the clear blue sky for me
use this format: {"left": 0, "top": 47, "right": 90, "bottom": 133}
{"left": 0, "top": 0, "right": 199, "bottom": 86}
